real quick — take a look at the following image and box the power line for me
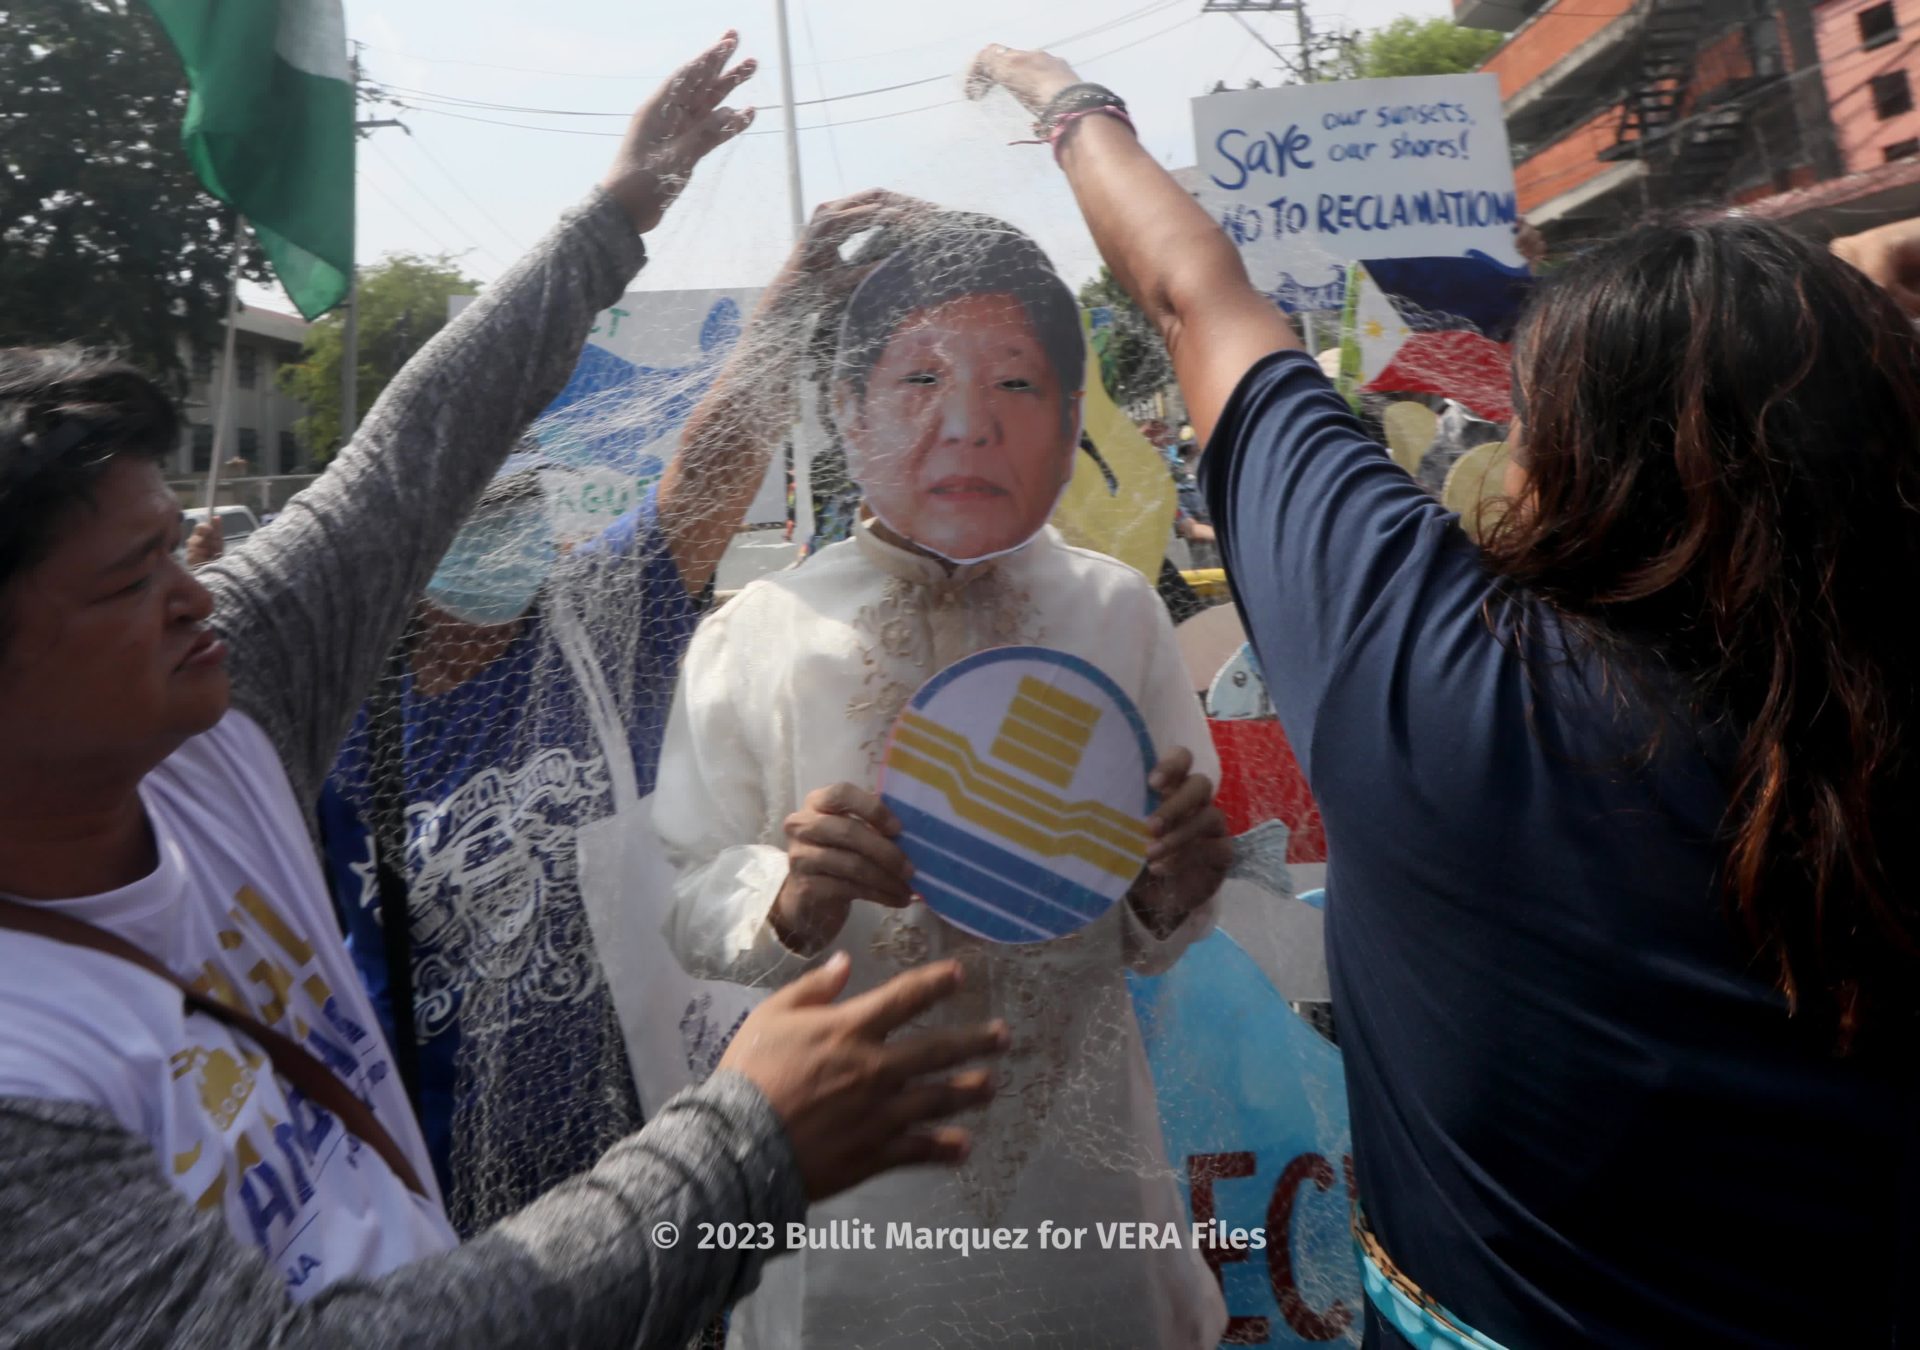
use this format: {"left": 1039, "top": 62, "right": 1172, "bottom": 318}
{"left": 356, "top": 168, "right": 464, "bottom": 258}
{"left": 353, "top": 0, "right": 1186, "bottom": 85}
{"left": 800, "top": 0, "right": 849, "bottom": 196}
{"left": 404, "top": 133, "right": 528, "bottom": 256}
{"left": 363, "top": 138, "right": 510, "bottom": 269}
{"left": 370, "top": 71, "right": 952, "bottom": 116}
{"left": 399, "top": 106, "right": 625, "bottom": 139}
{"left": 360, "top": 0, "right": 1191, "bottom": 123}
{"left": 388, "top": 13, "right": 1203, "bottom": 144}
{"left": 402, "top": 96, "right": 968, "bottom": 140}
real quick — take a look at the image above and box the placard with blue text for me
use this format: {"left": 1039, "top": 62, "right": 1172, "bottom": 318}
{"left": 1192, "top": 74, "right": 1522, "bottom": 311}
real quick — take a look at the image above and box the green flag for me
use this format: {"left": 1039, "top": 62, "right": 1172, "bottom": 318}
{"left": 144, "top": 0, "right": 355, "bottom": 318}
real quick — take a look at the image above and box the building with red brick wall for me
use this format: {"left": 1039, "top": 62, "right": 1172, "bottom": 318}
{"left": 1816, "top": 0, "right": 1920, "bottom": 171}
{"left": 1457, "top": 1, "right": 1844, "bottom": 246}
{"left": 1731, "top": 0, "right": 1920, "bottom": 232}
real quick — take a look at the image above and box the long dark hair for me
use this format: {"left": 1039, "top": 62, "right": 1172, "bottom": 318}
{"left": 1482, "top": 215, "right": 1920, "bottom": 1051}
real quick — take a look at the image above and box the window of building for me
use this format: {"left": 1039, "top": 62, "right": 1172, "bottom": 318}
{"left": 1748, "top": 16, "right": 1784, "bottom": 78}
{"left": 1887, "top": 137, "right": 1920, "bottom": 161}
{"left": 191, "top": 424, "right": 214, "bottom": 472}
{"left": 237, "top": 427, "right": 259, "bottom": 462}
{"left": 1861, "top": 2, "right": 1899, "bottom": 50}
{"left": 278, "top": 429, "right": 300, "bottom": 474}
{"left": 236, "top": 343, "right": 257, "bottom": 390}
{"left": 1874, "top": 70, "right": 1914, "bottom": 120}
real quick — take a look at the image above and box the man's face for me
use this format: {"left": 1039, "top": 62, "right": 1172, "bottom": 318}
{"left": 0, "top": 455, "right": 229, "bottom": 781}
{"left": 841, "top": 292, "right": 1080, "bottom": 563}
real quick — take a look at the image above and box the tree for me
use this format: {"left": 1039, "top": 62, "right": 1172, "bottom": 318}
{"left": 278, "top": 254, "right": 479, "bottom": 461}
{"left": 1077, "top": 266, "right": 1171, "bottom": 412}
{"left": 0, "top": 0, "right": 271, "bottom": 387}
{"left": 1344, "top": 17, "right": 1503, "bottom": 80}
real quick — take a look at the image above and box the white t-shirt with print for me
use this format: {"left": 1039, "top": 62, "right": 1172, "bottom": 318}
{"left": 0, "top": 711, "right": 457, "bottom": 1298}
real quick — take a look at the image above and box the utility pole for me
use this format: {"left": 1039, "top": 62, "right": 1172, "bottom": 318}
{"left": 772, "top": 0, "right": 810, "bottom": 546}
{"left": 342, "top": 44, "right": 405, "bottom": 445}
{"left": 340, "top": 278, "right": 358, "bottom": 443}
{"left": 1202, "top": 0, "right": 1317, "bottom": 83}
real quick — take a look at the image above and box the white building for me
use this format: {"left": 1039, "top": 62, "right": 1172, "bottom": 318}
{"left": 174, "top": 306, "right": 313, "bottom": 478}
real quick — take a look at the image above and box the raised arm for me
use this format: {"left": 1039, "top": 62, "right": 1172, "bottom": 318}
{"left": 207, "top": 34, "right": 757, "bottom": 807}
{"left": 1833, "top": 215, "right": 1920, "bottom": 316}
{"left": 969, "top": 46, "right": 1298, "bottom": 446}
{"left": 657, "top": 190, "right": 926, "bottom": 593}
{"left": 0, "top": 1076, "right": 796, "bottom": 1350}
{"left": 2, "top": 959, "right": 1003, "bottom": 1348}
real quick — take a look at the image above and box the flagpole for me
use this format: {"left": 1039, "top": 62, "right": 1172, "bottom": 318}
{"left": 203, "top": 213, "right": 246, "bottom": 515}
{"left": 341, "top": 47, "right": 363, "bottom": 445}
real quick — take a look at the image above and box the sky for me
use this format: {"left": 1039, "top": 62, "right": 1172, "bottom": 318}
{"left": 245, "top": 0, "right": 1452, "bottom": 312}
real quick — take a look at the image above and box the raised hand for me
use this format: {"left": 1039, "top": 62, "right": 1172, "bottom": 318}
{"left": 764, "top": 189, "right": 931, "bottom": 313}
{"left": 184, "top": 515, "right": 223, "bottom": 568}
{"left": 601, "top": 32, "right": 758, "bottom": 234}
{"left": 1833, "top": 217, "right": 1920, "bottom": 317}
{"left": 719, "top": 954, "right": 1008, "bottom": 1200}
{"left": 965, "top": 44, "right": 1083, "bottom": 118}
{"left": 1515, "top": 219, "right": 1547, "bottom": 270}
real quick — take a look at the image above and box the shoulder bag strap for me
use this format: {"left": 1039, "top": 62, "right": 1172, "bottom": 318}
{"left": 0, "top": 895, "right": 429, "bottom": 1198}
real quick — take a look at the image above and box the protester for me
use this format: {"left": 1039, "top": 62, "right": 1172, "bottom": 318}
{"left": 317, "top": 189, "right": 908, "bottom": 1234}
{"left": 976, "top": 41, "right": 1920, "bottom": 1349}
{"left": 1414, "top": 398, "right": 1504, "bottom": 498}
{"left": 0, "top": 37, "right": 1003, "bottom": 1346}
{"left": 656, "top": 205, "right": 1232, "bottom": 1348}
{"left": 1167, "top": 434, "right": 1217, "bottom": 558}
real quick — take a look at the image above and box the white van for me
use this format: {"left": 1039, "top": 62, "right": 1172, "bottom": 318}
{"left": 179, "top": 504, "right": 261, "bottom": 552}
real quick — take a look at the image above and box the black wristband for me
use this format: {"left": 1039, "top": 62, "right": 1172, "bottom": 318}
{"left": 1035, "top": 83, "right": 1128, "bottom": 137}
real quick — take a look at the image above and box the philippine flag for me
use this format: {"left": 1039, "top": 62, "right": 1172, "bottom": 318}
{"left": 1345, "top": 251, "right": 1531, "bottom": 422}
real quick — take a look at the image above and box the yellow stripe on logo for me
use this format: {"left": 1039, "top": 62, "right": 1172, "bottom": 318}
{"left": 895, "top": 714, "right": 1147, "bottom": 854}
{"left": 888, "top": 747, "right": 1144, "bottom": 881}
{"left": 1007, "top": 690, "right": 1097, "bottom": 749}
{"left": 1014, "top": 676, "right": 1100, "bottom": 728}
{"left": 990, "top": 734, "right": 1074, "bottom": 788}
{"left": 999, "top": 710, "right": 1087, "bottom": 773}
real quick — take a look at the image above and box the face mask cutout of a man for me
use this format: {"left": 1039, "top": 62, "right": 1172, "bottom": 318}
{"left": 831, "top": 220, "right": 1087, "bottom": 566}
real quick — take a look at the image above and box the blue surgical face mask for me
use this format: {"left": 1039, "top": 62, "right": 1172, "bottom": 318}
{"left": 423, "top": 497, "right": 556, "bottom": 627}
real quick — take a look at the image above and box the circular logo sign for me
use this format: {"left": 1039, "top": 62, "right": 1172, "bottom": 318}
{"left": 878, "top": 646, "right": 1156, "bottom": 944}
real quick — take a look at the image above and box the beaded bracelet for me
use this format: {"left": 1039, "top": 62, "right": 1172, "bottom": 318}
{"left": 1035, "top": 82, "right": 1129, "bottom": 135}
{"left": 1047, "top": 106, "right": 1137, "bottom": 162}
{"left": 1008, "top": 83, "right": 1136, "bottom": 157}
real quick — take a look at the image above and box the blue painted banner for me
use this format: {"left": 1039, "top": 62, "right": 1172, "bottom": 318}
{"left": 1131, "top": 929, "right": 1364, "bottom": 1347}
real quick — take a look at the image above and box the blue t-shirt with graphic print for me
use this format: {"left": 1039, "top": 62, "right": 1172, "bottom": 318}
{"left": 317, "top": 489, "right": 702, "bottom": 1225}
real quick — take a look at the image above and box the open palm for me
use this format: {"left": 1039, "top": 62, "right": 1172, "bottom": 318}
{"left": 601, "top": 32, "right": 758, "bottom": 234}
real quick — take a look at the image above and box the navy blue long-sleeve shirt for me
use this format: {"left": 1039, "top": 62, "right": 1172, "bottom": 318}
{"left": 1202, "top": 349, "right": 1910, "bottom": 1347}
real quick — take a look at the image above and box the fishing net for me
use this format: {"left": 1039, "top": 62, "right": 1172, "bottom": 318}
{"left": 317, "top": 69, "right": 1526, "bottom": 1349}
